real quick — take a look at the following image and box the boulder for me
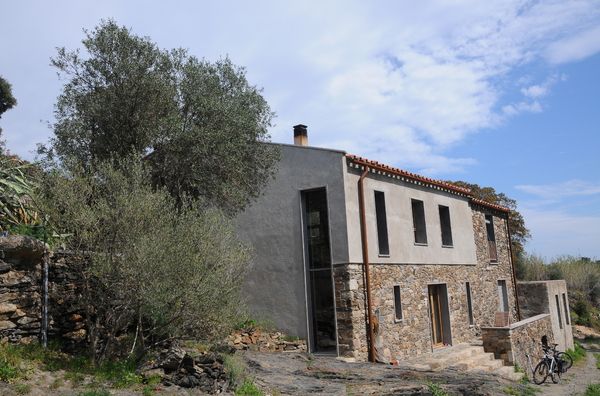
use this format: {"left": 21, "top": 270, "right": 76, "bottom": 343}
{"left": 0, "top": 235, "right": 47, "bottom": 264}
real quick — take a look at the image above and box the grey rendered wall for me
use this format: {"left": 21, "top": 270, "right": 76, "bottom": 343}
{"left": 235, "top": 144, "right": 348, "bottom": 339}
{"left": 343, "top": 165, "right": 477, "bottom": 265}
{"left": 518, "top": 280, "right": 574, "bottom": 352}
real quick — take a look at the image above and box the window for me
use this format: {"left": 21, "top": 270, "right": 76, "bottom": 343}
{"left": 485, "top": 215, "right": 498, "bottom": 262}
{"left": 466, "top": 282, "right": 474, "bottom": 325}
{"left": 439, "top": 205, "right": 453, "bottom": 247}
{"left": 393, "top": 285, "right": 403, "bottom": 321}
{"left": 411, "top": 199, "right": 427, "bottom": 244}
{"left": 497, "top": 280, "right": 508, "bottom": 312}
{"left": 374, "top": 191, "right": 390, "bottom": 255}
{"left": 555, "top": 294, "right": 563, "bottom": 329}
{"left": 562, "top": 293, "right": 570, "bottom": 325}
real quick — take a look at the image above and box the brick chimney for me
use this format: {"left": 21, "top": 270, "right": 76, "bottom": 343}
{"left": 293, "top": 124, "right": 308, "bottom": 146}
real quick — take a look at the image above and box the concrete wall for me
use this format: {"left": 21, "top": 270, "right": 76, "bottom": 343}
{"left": 518, "top": 280, "right": 574, "bottom": 352}
{"left": 343, "top": 165, "right": 477, "bottom": 265}
{"left": 235, "top": 144, "right": 348, "bottom": 339}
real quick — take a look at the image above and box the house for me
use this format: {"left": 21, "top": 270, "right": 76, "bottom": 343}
{"left": 235, "top": 125, "right": 536, "bottom": 362}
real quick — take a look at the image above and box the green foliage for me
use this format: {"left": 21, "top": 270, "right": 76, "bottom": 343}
{"left": 595, "top": 353, "right": 600, "bottom": 369}
{"left": 235, "top": 379, "right": 264, "bottom": 396}
{"left": 426, "top": 381, "right": 448, "bottom": 396}
{"left": 78, "top": 390, "right": 111, "bottom": 396}
{"left": 224, "top": 354, "right": 247, "bottom": 387}
{"left": 503, "top": 385, "right": 538, "bottom": 396}
{"left": 565, "top": 342, "right": 586, "bottom": 364}
{"left": 448, "top": 181, "right": 530, "bottom": 260}
{"left": 0, "top": 76, "right": 17, "bottom": 119}
{"left": 519, "top": 254, "right": 600, "bottom": 330}
{"left": 0, "top": 154, "right": 47, "bottom": 235}
{"left": 43, "top": 19, "right": 279, "bottom": 215}
{"left": 37, "top": 158, "right": 250, "bottom": 363}
{"left": 585, "top": 384, "right": 600, "bottom": 396}
{"left": 13, "top": 383, "right": 31, "bottom": 395}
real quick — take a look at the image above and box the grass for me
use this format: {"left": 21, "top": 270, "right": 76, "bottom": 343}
{"left": 223, "top": 353, "right": 264, "bottom": 396}
{"left": 77, "top": 390, "right": 111, "bottom": 396}
{"left": 0, "top": 342, "right": 142, "bottom": 389}
{"left": 13, "top": 383, "right": 31, "bottom": 395}
{"left": 426, "top": 381, "right": 448, "bottom": 396}
{"left": 595, "top": 353, "right": 600, "bottom": 369}
{"left": 503, "top": 384, "right": 539, "bottom": 396}
{"left": 585, "top": 384, "right": 600, "bottom": 396}
{"left": 565, "top": 341, "right": 587, "bottom": 365}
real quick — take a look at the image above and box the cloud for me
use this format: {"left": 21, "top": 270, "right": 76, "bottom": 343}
{"left": 2, "top": 0, "right": 600, "bottom": 175}
{"left": 545, "top": 25, "right": 600, "bottom": 64}
{"left": 516, "top": 179, "right": 600, "bottom": 199}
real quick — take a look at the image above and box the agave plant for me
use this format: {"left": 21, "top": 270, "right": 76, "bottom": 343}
{"left": 0, "top": 154, "right": 42, "bottom": 231}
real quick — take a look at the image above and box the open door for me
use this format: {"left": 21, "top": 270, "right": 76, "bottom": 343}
{"left": 302, "top": 188, "right": 337, "bottom": 353}
{"left": 428, "top": 284, "right": 452, "bottom": 347}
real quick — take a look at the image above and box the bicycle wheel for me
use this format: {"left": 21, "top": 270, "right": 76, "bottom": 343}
{"left": 533, "top": 360, "right": 549, "bottom": 385}
{"left": 557, "top": 352, "right": 573, "bottom": 371}
{"left": 550, "top": 361, "right": 561, "bottom": 384}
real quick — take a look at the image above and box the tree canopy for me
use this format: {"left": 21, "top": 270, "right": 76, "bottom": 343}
{"left": 43, "top": 19, "right": 279, "bottom": 214}
{"left": 449, "top": 181, "right": 531, "bottom": 259}
{"left": 0, "top": 76, "right": 17, "bottom": 119}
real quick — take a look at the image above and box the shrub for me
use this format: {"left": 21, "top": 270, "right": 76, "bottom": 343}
{"left": 235, "top": 379, "right": 264, "bottom": 396}
{"left": 585, "top": 384, "right": 600, "bottom": 396}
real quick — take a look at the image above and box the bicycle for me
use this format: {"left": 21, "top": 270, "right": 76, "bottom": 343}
{"left": 532, "top": 342, "right": 572, "bottom": 384}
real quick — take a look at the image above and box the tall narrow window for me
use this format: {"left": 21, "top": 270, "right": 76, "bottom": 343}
{"left": 439, "top": 205, "right": 453, "bottom": 247}
{"left": 555, "top": 294, "right": 563, "bottom": 329}
{"left": 412, "top": 199, "right": 427, "bottom": 244}
{"left": 562, "top": 293, "right": 570, "bottom": 325}
{"left": 485, "top": 214, "right": 498, "bottom": 262}
{"left": 374, "top": 191, "right": 389, "bottom": 255}
{"left": 497, "top": 280, "right": 508, "bottom": 312}
{"left": 466, "top": 282, "right": 474, "bottom": 325}
{"left": 393, "top": 285, "right": 403, "bottom": 321}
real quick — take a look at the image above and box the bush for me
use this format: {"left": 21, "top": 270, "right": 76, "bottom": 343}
{"left": 37, "top": 158, "right": 251, "bottom": 363}
{"left": 585, "top": 384, "right": 600, "bottom": 396}
{"left": 565, "top": 342, "right": 586, "bottom": 364}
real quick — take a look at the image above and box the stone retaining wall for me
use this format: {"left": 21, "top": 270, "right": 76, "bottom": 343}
{"left": 481, "top": 313, "right": 553, "bottom": 370}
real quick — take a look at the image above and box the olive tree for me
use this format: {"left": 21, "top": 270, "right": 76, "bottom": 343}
{"left": 38, "top": 158, "right": 250, "bottom": 363}
{"left": 43, "top": 19, "right": 279, "bottom": 214}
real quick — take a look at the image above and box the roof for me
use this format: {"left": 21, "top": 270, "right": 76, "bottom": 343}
{"left": 346, "top": 153, "right": 510, "bottom": 214}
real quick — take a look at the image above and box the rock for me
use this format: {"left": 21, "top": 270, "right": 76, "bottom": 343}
{"left": 64, "top": 329, "right": 86, "bottom": 341}
{"left": 10, "top": 309, "right": 26, "bottom": 318}
{"left": 0, "top": 261, "right": 12, "bottom": 273}
{"left": 142, "top": 367, "right": 165, "bottom": 379}
{"left": 0, "top": 320, "right": 16, "bottom": 329}
{"left": 16, "top": 316, "right": 37, "bottom": 325}
{"left": 157, "top": 346, "right": 186, "bottom": 372}
{"left": 0, "top": 303, "right": 18, "bottom": 314}
{"left": 70, "top": 313, "right": 83, "bottom": 322}
{"left": 0, "top": 235, "right": 47, "bottom": 264}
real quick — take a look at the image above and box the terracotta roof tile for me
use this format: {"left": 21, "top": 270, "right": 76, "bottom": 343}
{"left": 345, "top": 154, "right": 510, "bottom": 213}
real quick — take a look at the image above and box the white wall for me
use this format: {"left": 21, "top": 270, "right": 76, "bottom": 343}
{"left": 344, "top": 165, "right": 478, "bottom": 265}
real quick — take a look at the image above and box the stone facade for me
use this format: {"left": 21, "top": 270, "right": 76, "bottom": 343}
{"left": 481, "top": 314, "right": 553, "bottom": 371}
{"left": 333, "top": 206, "right": 519, "bottom": 361}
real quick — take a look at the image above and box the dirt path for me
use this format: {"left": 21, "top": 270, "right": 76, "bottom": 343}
{"left": 537, "top": 345, "right": 600, "bottom": 396}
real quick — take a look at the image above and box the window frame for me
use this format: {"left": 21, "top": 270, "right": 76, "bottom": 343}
{"left": 411, "top": 199, "right": 428, "bottom": 245}
{"left": 374, "top": 190, "right": 390, "bottom": 256}
{"left": 438, "top": 205, "right": 453, "bottom": 247}
{"left": 466, "top": 282, "right": 474, "bottom": 326}
{"left": 393, "top": 285, "right": 403, "bottom": 322}
{"left": 485, "top": 214, "right": 498, "bottom": 263}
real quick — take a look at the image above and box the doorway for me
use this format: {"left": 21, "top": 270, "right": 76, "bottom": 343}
{"left": 302, "top": 188, "right": 337, "bottom": 353}
{"left": 428, "top": 284, "right": 452, "bottom": 347}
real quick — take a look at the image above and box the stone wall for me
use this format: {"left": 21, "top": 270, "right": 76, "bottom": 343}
{"left": 481, "top": 314, "right": 553, "bottom": 371}
{"left": 0, "top": 236, "right": 45, "bottom": 343}
{"left": 333, "top": 206, "right": 519, "bottom": 361}
{"left": 0, "top": 236, "right": 85, "bottom": 347}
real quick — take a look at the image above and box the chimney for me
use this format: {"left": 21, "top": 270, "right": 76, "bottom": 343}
{"left": 293, "top": 124, "right": 308, "bottom": 146}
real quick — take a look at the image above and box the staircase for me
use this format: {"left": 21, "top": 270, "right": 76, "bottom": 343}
{"left": 405, "top": 343, "right": 524, "bottom": 382}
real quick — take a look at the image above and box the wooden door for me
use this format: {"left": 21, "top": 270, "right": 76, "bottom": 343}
{"left": 429, "top": 285, "right": 444, "bottom": 346}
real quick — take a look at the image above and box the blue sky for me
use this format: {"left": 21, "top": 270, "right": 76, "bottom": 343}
{"left": 1, "top": 1, "right": 599, "bottom": 259}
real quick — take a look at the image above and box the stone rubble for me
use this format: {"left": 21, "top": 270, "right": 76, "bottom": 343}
{"left": 227, "top": 327, "right": 307, "bottom": 353}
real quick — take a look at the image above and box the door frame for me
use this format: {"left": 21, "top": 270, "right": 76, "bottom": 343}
{"left": 300, "top": 186, "right": 339, "bottom": 355}
{"left": 427, "top": 283, "right": 452, "bottom": 349}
